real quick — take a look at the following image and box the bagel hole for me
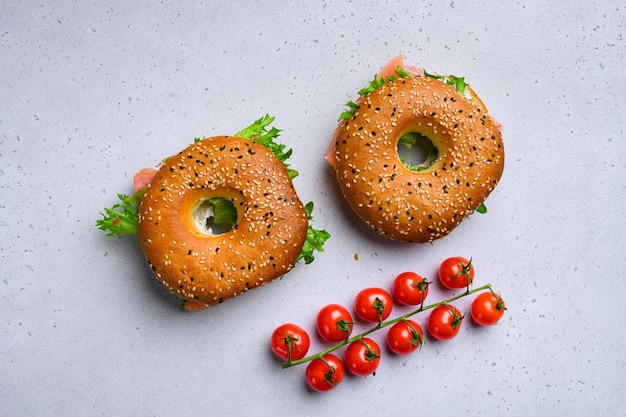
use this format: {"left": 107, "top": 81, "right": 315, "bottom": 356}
{"left": 397, "top": 132, "right": 439, "bottom": 172}
{"left": 193, "top": 198, "right": 238, "bottom": 236}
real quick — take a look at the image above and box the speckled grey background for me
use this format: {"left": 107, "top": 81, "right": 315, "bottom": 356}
{"left": 2, "top": 1, "right": 624, "bottom": 415}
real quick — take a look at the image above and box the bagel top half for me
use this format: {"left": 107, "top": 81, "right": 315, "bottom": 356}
{"left": 137, "top": 136, "right": 308, "bottom": 306}
{"left": 333, "top": 76, "right": 504, "bottom": 243}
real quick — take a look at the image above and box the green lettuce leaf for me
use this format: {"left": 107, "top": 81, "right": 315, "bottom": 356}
{"left": 207, "top": 198, "right": 238, "bottom": 226}
{"left": 96, "top": 186, "right": 146, "bottom": 237}
{"left": 339, "top": 65, "right": 412, "bottom": 121}
{"left": 235, "top": 114, "right": 298, "bottom": 179}
{"left": 424, "top": 71, "right": 469, "bottom": 94}
{"left": 297, "top": 202, "right": 331, "bottom": 265}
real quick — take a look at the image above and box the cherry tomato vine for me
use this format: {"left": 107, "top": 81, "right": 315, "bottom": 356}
{"left": 271, "top": 257, "right": 507, "bottom": 392}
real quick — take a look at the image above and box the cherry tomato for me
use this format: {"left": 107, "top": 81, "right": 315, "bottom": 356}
{"left": 305, "top": 354, "right": 345, "bottom": 392}
{"left": 392, "top": 272, "right": 430, "bottom": 306}
{"left": 471, "top": 291, "right": 507, "bottom": 326}
{"left": 427, "top": 304, "right": 464, "bottom": 340}
{"left": 439, "top": 257, "right": 475, "bottom": 289}
{"left": 354, "top": 287, "right": 393, "bottom": 323}
{"left": 316, "top": 304, "right": 354, "bottom": 342}
{"left": 386, "top": 319, "right": 424, "bottom": 355}
{"left": 270, "top": 323, "right": 310, "bottom": 362}
{"left": 344, "top": 338, "right": 381, "bottom": 376}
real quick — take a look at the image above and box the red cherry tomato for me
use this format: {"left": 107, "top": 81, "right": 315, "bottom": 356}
{"left": 471, "top": 291, "right": 507, "bottom": 326}
{"left": 354, "top": 287, "right": 393, "bottom": 323}
{"left": 344, "top": 338, "right": 381, "bottom": 376}
{"left": 305, "top": 354, "right": 345, "bottom": 392}
{"left": 392, "top": 272, "right": 430, "bottom": 306}
{"left": 439, "top": 257, "right": 475, "bottom": 289}
{"left": 427, "top": 304, "right": 464, "bottom": 340}
{"left": 386, "top": 319, "right": 424, "bottom": 355}
{"left": 270, "top": 323, "right": 310, "bottom": 362}
{"left": 316, "top": 304, "right": 354, "bottom": 342}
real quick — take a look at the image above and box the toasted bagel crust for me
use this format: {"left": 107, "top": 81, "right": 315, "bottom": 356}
{"left": 334, "top": 76, "right": 504, "bottom": 242}
{"left": 137, "top": 136, "right": 308, "bottom": 306}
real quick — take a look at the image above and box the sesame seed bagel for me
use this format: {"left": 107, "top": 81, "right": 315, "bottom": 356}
{"left": 137, "top": 136, "right": 308, "bottom": 306}
{"left": 333, "top": 76, "right": 504, "bottom": 243}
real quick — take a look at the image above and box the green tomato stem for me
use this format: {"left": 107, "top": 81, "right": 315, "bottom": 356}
{"left": 281, "top": 283, "right": 492, "bottom": 369}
